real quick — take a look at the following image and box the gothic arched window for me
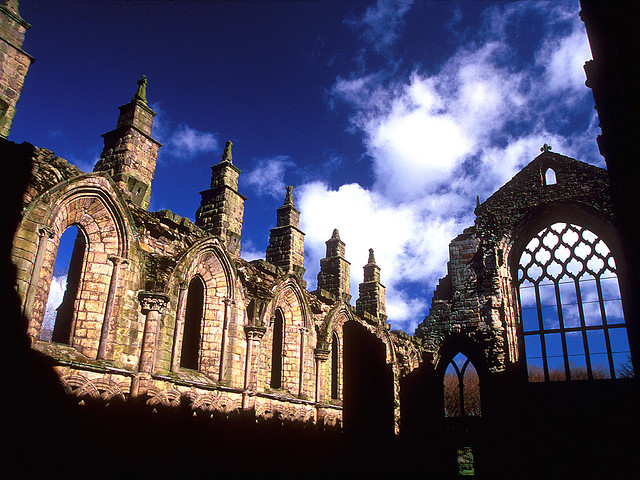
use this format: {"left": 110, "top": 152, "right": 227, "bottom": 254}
{"left": 443, "top": 353, "right": 481, "bottom": 417}
{"left": 180, "top": 275, "right": 205, "bottom": 370}
{"left": 517, "top": 222, "right": 632, "bottom": 381}
{"left": 41, "top": 226, "right": 86, "bottom": 344}
{"left": 270, "top": 309, "right": 284, "bottom": 389}
{"left": 331, "top": 331, "right": 340, "bottom": 400}
{"left": 544, "top": 168, "right": 557, "bottom": 185}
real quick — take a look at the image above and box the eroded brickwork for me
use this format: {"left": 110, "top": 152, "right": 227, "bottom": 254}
{"left": 10, "top": 72, "right": 407, "bottom": 433}
{"left": 415, "top": 149, "right": 617, "bottom": 374}
{"left": 0, "top": 0, "right": 33, "bottom": 138}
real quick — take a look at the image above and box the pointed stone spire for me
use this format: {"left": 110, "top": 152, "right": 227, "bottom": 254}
{"left": 316, "top": 229, "right": 351, "bottom": 302}
{"left": 195, "top": 140, "right": 245, "bottom": 257}
{"left": 93, "top": 77, "right": 161, "bottom": 209}
{"left": 356, "top": 248, "right": 386, "bottom": 321}
{"left": 265, "top": 186, "right": 305, "bottom": 275}
{"left": 0, "top": 0, "right": 33, "bottom": 138}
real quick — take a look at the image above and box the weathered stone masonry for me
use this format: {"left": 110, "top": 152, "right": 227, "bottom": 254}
{"left": 4, "top": 3, "right": 639, "bottom": 476}
{"left": 9, "top": 62, "right": 409, "bottom": 429}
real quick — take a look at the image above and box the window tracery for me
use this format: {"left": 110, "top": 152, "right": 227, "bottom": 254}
{"left": 517, "top": 222, "right": 632, "bottom": 381}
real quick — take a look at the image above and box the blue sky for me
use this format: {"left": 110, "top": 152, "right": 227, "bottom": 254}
{"left": 10, "top": 0, "right": 602, "bottom": 334}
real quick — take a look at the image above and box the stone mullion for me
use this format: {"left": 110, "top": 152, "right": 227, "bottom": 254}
{"left": 170, "top": 281, "right": 188, "bottom": 372}
{"left": 22, "top": 226, "right": 53, "bottom": 331}
{"left": 97, "top": 255, "right": 129, "bottom": 360}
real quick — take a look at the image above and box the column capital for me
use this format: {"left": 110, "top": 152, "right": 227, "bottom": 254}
{"left": 314, "top": 348, "right": 330, "bottom": 362}
{"left": 244, "top": 325, "right": 267, "bottom": 341}
{"left": 138, "top": 291, "right": 170, "bottom": 314}
{"left": 37, "top": 225, "right": 54, "bottom": 238}
{"left": 107, "top": 255, "right": 129, "bottom": 267}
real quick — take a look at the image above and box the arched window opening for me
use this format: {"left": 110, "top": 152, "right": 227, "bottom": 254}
{"left": 181, "top": 276, "right": 204, "bottom": 370}
{"left": 443, "top": 353, "right": 481, "bottom": 417}
{"left": 270, "top": 309, "right": 284, "bottom": 389}
{"left": 518, "top": 222, "right": 632, "bottom": 382}
{"left": 331, "top": 331, "right": 339, "bottom": 400}
{"left": 544, "top": 168, "right": 557, "bottom": 185}
{"left": 41, "top": 226, "right": 85, "bottom": 343}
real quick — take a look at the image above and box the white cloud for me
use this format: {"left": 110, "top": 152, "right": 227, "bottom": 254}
{"left": 298, "top": 181, "right": 464, "bottom": 332}
{"left": 240, "top": 239, "right": 265, "bottom": 262}
{"left": 536, "top": 25, "right": 592, "bottom": 102}
{"left": 346, "top": 0, "right": 414, "bottom": 52}
{"left": 167, "top": 124, "right": 218, "bottom": 159}
{"left": 243, "top": 156, "right": 295, "bottom": 199}
{"left": 42, "top": 275, "right": 67, "bottom": 339}
{"left": 309, "top": 0, "right": 598, "bottom": 333}
{"left": 150, "top": 102, "right": 219, "bottom": 161}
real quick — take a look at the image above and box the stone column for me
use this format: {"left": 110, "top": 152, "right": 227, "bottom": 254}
{"left": 170, "top": 281, "right": 188, "bottom": 372}
{"left": 314, "top": 347, "right": 330, "bottom": 404}
{"left": 218, "top": 297, "right": 234, "bottom": 382}
{"left": 97, "top": 255, "right": 129, "bottom": 360}
{"left": 243, "top": 325, "right": 266, "bottom": 409}
{"left": 298, "top": 327, "right": 306, "bottom": 397}
{"left": 23, "top": 226, "right": 53, "bottom": 330}
{"left": 138, "top": 292, "right": 169, "bottom": 374}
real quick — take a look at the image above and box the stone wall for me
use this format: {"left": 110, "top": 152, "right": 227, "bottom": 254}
{"left": 0, "top": 0, "right": 33, "bottom": 138}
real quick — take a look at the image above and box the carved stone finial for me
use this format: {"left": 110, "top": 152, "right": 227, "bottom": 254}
{"left": 476, "top": 195, "right": 481, "bottom": 208}
{"left": 541, "top": 143, "right": 552, "bottom": 153}
{"left": 284, "top": 185, "right": 294, "bottom": 206}
{"left": 368, "top": 248, "right": 376, "bottom": 264}
{"left": 331, "top": 228, "right": 340, "bottom": 240}
{"left": 222, "top": 141, "right": 233, "bottom": 163}
{"left": 133, "top": 75, "right": 147, "bottom": 103}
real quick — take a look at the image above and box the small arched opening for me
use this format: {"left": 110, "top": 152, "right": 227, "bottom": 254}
{"left": 180, "top": 275, "right": 205, "bottom": 370}
{"left": 331, "top": 330, "right": 340, "bottom": 400}
{"left": 41, "top": 225, "right": 86, "bottom": 344}
{"left": 544, "top": 168, "right": 557, "bottom": 186}
{"left": 270, "top": 309, "right": 284, "bottom": 389}
{"left": 443, "top": 352, "right": 481, "bottom": 417}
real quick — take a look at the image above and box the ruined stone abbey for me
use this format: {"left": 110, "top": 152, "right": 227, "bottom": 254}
{"left": 2, "top": 1, "right": 639, "bottom": 477}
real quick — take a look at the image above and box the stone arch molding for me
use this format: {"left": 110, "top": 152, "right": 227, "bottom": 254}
{"left": 17, "top": 174, "right": 134, "bottom": 358}
{"left": 166, "top": 237, "right": 244, "bottom": 382}
{"left": 263, "top": 277, "right": 315, "bottom": 397}
{"left": 502, "top": 199, "right": 624, "bottom": 366}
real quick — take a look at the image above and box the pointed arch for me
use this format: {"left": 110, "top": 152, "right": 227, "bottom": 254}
{"left": 167, "top": 237, "right": 243, "bottom": 383}
{"left": 270, "top": 307, "right": 284, "bottom": 389}
{"left": 435, "top": 335, "right": 485, "bottom": 419}
{"left": 14, "top": 174, "right": 134, "bottom": 358}
{"left": 264, "top": 277, "right": 314, "bottom": 397}
{"left": 181, "top": 274, "right": 206, "bottom": 370}
{"left": 330, "top": 330, "right": 340, "bottom": 400}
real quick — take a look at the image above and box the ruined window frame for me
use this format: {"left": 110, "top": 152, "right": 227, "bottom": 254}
{"left": 443, "top": 352, "right": 482, "bottom": 418}
{"left": 269, "top": 308, "right": 285, "bottom": 389}
{"left": 516, "top": 221, "right": 633, "bottom": 382}
{"left": 180, "top": 274, "right": 206, "bottom": 370}
{"left": 41, "top": 224, "right": 88, "bottom": 345}
{"left": 330, "top": 330, "right": 340, "bottom": 400}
